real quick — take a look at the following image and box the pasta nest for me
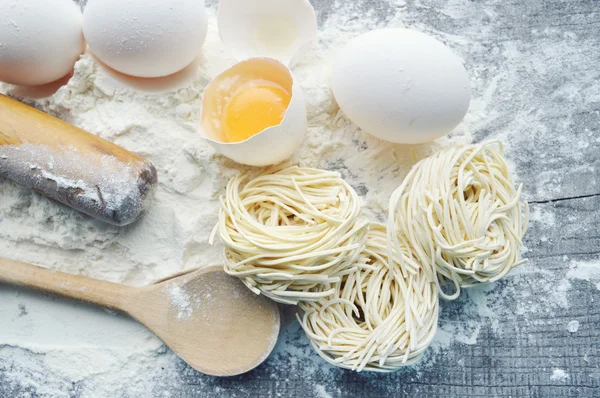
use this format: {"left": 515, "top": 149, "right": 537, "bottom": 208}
{"left": 298, "top": 223, "right": 439, "bottom": 372}
{"left": 212, "top": 163, "right": 370, "bottom": 305}
{"left": 388, "top": 141, "right": 529, "bottom": 300}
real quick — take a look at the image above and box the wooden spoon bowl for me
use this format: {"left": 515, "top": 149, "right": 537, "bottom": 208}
{"left": 0, "top": 258, "right": 280, "bottom": 376}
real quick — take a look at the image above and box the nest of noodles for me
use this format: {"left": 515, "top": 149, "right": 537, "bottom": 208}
{"left": 298, "top": 223, "right": 439, "bottom": 372}
{"left": 211, "top": 163, "right": 369, "bottom": 305}
{"left": 388, "top": 141, "right": 529, "bottom": 300}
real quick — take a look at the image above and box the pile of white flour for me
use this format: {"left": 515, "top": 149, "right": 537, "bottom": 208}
{"left": 6, "top": 2, "right": 593, "bottom": 397}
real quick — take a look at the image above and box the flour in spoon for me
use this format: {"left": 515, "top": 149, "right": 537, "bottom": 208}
{"left": 168, "top": 285, "right": 194, "bottom": 320}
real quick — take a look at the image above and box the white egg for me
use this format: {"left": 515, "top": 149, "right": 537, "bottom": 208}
{"left": 83, "top": 0, "right": 208, "bottom": 78}
{"left": 218, "top": 0, "right": 317, "bottom": 67}
{"left": 0, "top": 0, "right": 84, "bottom": 86}
{"left": 200, "top": 58, "right": 306, "bottom": 167}
{"left": 331, "top": 28, "right": 471, "bottom": 144}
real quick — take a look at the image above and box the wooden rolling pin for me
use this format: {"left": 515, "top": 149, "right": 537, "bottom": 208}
{"left": 0, "top": 94, "right": 157, "bottom": 226}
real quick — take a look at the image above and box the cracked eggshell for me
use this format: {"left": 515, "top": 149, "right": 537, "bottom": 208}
{"left": 218, "top": 0, "right": 317, "bottom": 67}
{"left": 200, "top": 58, "right": 306, "bottom": 167}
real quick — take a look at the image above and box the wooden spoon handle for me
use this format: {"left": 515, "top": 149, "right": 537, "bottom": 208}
{"left": 0, "top": 94, "right": 157, "bottom": 226}
{"left": 0, "top": 257, "right": 133, "bottom": 312}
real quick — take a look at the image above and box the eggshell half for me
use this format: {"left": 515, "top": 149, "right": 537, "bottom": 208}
{"left": 0, "top": 0, "right": 84, "bottom": 86}
{"left": 331, "top": 28, "right": 471, "bottom": 144}
{"left": 200, "top": 58, "right": 306, "bottom": 167}
{"left": 218, "top": 0, "right": 317, "bottom": 67}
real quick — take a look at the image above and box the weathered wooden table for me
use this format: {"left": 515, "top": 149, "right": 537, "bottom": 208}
{"left": 2, "top": 0, "right": 599, "bottom": 397}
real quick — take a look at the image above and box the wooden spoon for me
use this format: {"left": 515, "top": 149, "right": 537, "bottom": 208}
{"left": 0, "top": 258, "right": 280, "bottom": 376}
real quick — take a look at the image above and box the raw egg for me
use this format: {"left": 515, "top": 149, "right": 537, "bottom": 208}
{"left": 200, "top": 58, "right": 306, "bottom": 166}
{"left": 218, "top": 0, "right": 317, "bottom": 67}
{"left": 83, "top": 0, "right": 208, "bottom": 78}
{"left": 0, "top": 0, "right": 85, "bottom": 86}
{"left": 222, "top": 82, "right": 292, "bottom": 143}
{"left": 331, "top": 28, "right": 471, "bottom": 144}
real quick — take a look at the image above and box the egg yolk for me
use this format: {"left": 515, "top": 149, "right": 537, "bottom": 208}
{"left": 222, "top": 84, "right": 291, "bottom": 143}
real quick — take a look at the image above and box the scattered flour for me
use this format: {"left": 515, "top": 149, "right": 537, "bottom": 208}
{"left": 550, "top": 368, "right": 569, "bottom": 382}
{"left": 168, "top": 285, "right": 193, "bottom": 320}
{"left": 528, "top": 205, "right": 556, "bottom": 228}
{"left": 568, "top": 260, "right": 600, "bottom": 291}
{"left": 314, "top": 384, "right": 333, "bottom": 398}
{"left": 567, "top": 320, "right": 580, "bottom": 333}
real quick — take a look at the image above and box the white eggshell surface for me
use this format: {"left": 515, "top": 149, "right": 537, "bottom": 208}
{"left": 83, "top": 0, "right": 208, "bottom": 78}
{"left": 218, "top": 0, "right": 317, "bottom": 67}
{"left": 0, "top": 0, "right": 84, "bottom": 86}
{"left": 200, "top": 58, "right": 306, "bottom": 167}
{"left": 331, "top": 28, "right": 471, "bottom": 144}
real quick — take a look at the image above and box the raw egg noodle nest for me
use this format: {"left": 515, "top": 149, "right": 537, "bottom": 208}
{"left": 388, "top": 141, "right": 529, "bottom": 300}
{"left": 212, "top": 162, "right": 370, "bottom": 305}
{"left": 298, "top": 223, "right": 439, "bottom": 372}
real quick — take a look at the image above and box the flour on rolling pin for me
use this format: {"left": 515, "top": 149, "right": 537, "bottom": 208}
{"left": 0, "top": 94, "right": 157, "bottom": 226}
{"left": 0, "top": 143, "right": 156, "bottom": 226}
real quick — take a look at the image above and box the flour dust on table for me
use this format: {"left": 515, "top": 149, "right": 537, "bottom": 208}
{"left": 0, "top": 0, "right": 579, "bottom": 396}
